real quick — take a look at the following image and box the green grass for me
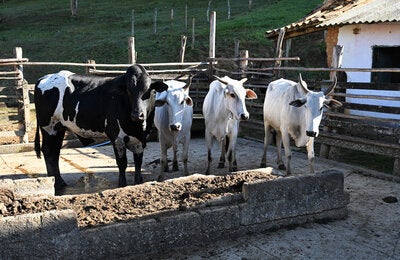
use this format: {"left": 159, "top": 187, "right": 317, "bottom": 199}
{"left": 1, "top": 0, "right": 323, "bottom": 82}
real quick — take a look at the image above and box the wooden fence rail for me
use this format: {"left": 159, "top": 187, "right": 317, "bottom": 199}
{"left": 0, "top": 51, "right": 399, "bottom": 175}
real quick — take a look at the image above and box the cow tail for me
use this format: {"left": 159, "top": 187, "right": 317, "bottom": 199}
{"left": 34, "top": 119, "right": 41, "bottom": 159}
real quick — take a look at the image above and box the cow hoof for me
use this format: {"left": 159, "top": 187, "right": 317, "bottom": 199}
{"left": 157, "top": 175, "right": 164, "bottom": 182}
{"left": 260, "top": 162, "right": 267, "bottom": 168}
{"left": 54, "top": 179, "right": 67, "bottom": 194}
{"left": 278, "top": 164, "right": 286, "bottom": 170}
{"left": 172, "top": 165, "right": 179, "bottom": 172}
{"left": 217, "top": 162, "right": 224, "bottom": 168}
{"left": 134, "top": 176, "right": 143, "bottom": 185}
{"left": 163, "top": 166, "right": 169, "bottom": 172}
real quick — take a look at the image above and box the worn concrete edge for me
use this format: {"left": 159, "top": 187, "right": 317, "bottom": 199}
{"left": 0, "top": 169, "right": 350, "bottom": 259}
{"left": 0, "top": 177, "right": 55, "bottom": 197}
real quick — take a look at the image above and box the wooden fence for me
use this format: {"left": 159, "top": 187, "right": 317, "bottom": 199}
{"left": 0, "top": 49, "right": 399, "bottom": 175}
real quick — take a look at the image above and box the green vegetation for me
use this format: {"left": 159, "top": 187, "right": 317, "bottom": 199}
{"left": 1, "top": 0, "right": 323, "bottom": 81}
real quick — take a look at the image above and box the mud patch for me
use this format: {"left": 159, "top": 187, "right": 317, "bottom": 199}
{"left": 0, "top": 170, "right": 277, "bottom": 228}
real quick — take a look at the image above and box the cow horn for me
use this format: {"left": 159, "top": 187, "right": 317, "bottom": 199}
{"left": 214, "top": 75, "right": 228, "bottom": 85}
{"left": 184, "top": 74, "right": 194, "bottom": 90}
{"left": 323, "top": 75, "right": 338, "bottom": 95}
{"left": 298, "top": 74, "right": 309, "bottom": 93}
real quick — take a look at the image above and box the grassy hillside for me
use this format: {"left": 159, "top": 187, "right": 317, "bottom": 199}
{"left": 1, "top": 0, "right": 324, "bottom": 82}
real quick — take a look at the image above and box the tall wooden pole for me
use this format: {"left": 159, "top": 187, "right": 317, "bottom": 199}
{"left": 180, "top": 35, "right": 187, "bottom": 63}
{"left": 209, "top": 11, "right": 216, "bottom": 59}
{"left": 209, "top": 11, "right": 216, "bottom": 80}
{"left": 128, "top": 37, "right": 136, "bottom": 64}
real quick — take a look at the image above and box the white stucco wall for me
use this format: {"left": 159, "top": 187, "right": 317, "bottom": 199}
{"left": 337, "top": 23, "right": 400, "bottom": 119}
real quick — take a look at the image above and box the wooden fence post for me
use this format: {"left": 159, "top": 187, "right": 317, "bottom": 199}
{"left": 13, "top": 47, "right": 29, "bottom": 143}
{"left": 207, "top": 1, "right": 211, "bottom": 22}
{"left": 275, "top": 28, "right": 285, "bottom": 67}
{"left": 180, "top": 35, "right": 187, "bottom": 63}
{"left": 191, "top": 18, "right": 195, "bottom": 50}
{"left": 70, "top": 0, "right": 78, "bottom": 17}
{"left": 185, "top": 5, "right": 188, "bottom": 32}
{"left": 320, "top": 45, "right": 344, "bottom": 159}
{"left": 131, "top": 9, "right": 135, "bottom": 36}
{"left": 239, "top": 50, "right": 249, "bottom": 79}
{"left": 153, "top": 8, "right": 158, "bottom": 34}
{"left": 128, "top": 37, "right": 136, "bottom": 64}
{"left": 208, "top": 11, "right": 216, "bottom": 80}
{"left": 227, "top": 0, "right": 231, "bottom": 19}
{"left": 86, "top": 59, "right": 96, "bottom": 74}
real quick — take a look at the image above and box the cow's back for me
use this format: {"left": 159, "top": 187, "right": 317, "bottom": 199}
{"left": 263, "top": 79, "right": 302, "bottom": 129}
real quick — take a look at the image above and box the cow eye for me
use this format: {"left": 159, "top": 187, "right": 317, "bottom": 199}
{"left": 230, "top": 93, "right": 235, "bottom": 98}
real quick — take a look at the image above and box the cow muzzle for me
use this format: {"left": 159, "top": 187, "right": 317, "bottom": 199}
{"left": 240, "top": 113, "right": 249, "bottom": 121}
{"left": 131, "top": 112, "right": 145, "bottom": 122}
{"left": 306, "top": 131, "right": 317, "bottom": 137}
{"left": 169, "top": 124, "right": 182, "bottom": 132}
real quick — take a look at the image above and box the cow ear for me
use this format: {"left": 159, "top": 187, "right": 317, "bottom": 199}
{"left": 185, "top": 96, "right": 193, "bottom": 106}
{"left": 141, "top": 89, "right": 152, "bottom": 100}
{"left": 324, "top": 99, "right": 342, "bottom": 109}
{"left": 245, "top": 89, "right": 257, "bottom": 99}
{"left": 150, "top": 81, "right": 169, "bottom": 93}
{"left": 289, "top": 98, "right": 306, "bottom": 107}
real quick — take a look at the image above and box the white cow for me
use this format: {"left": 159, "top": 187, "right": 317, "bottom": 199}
{"left": 202, "top": 76, "right": 257, "bottom": 174}
{"left": 260, "top": 74, "right": 342, "bottom": 175}
{"left": 154, "top": 76, "right": 193, "bottom": 181}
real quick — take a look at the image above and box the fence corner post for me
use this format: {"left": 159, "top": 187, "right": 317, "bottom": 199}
{"left": 13, "top": 47, "right": 29, "bottom": 143}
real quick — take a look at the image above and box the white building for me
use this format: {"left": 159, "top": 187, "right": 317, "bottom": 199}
{"left": 266, "top": 0, "right": 400, "bottom": 119}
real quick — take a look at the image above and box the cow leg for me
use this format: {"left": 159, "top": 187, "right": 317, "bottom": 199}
{"left": 112, "top": 146, "right": 128, "bottom": 187}
{"left": 133, "top": 152, "right": 144, "bottom": 184}
{"left": 218, "top": 138, "right": 226, "bottom": 168}
{"left": 158, "top": 137, "right": 169, "bottom": 182}
{"left": 260, "top": 124, "right": 271, "bottom": 168}
{"left": 227, "top": 135, "right": 238, "bottom": 172}
{"left": 41, "top": 129, "right": 67, "bottom": 192}
{"left": 306, "top": 137, "right": 315, "bottom": 173}
{"left": 182, "top": 136, "right": 190, "bottom": 176}
{"left": 275, "top": 131, "right": 286, "bottom": 170}
{"left": 172, "top": 143, "right": 179, "bottom": 172}
{"left": 281, "top": 132, "right": 292, "bottom": 175}
{"left": 205, "top": 132, "right": 213, "bottom": 175}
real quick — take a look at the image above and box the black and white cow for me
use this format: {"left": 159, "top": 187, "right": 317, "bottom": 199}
{"left": 34, "top": 65, "right": 168, "bottom": 192}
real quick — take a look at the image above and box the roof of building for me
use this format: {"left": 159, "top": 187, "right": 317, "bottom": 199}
{"left": 266, "top": 0, "right": 400, "bottom": 39}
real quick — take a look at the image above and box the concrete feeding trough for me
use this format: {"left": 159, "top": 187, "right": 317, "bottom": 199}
{"left": 0, "top": 168, "right": 349, "bottom": 259}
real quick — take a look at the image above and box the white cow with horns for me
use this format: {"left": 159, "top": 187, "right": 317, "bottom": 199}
{"left": 154, "top": 76, "right": 193, "bottom": 181}
{"left": 260, "top": 74, "right": 342, "bottom": 175}
{"left": 203, "top": 75, "right": 258, "bottom": 174}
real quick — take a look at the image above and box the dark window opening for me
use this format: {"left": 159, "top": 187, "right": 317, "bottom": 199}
{"left": 371, "top": 46, "right": 400, "bottom": 83}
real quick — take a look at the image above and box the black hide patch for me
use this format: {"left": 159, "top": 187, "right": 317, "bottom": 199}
{"left": 35, "top": 87, "right": 60, "bottom": 127}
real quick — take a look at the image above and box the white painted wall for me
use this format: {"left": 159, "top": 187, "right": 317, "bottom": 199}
{"left": 337, "top": 23, "right": 400, "bottom": 119}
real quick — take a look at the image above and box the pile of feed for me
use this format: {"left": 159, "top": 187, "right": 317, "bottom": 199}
{"left": 0, "top": 171, "right": 277, "bottom": 227}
